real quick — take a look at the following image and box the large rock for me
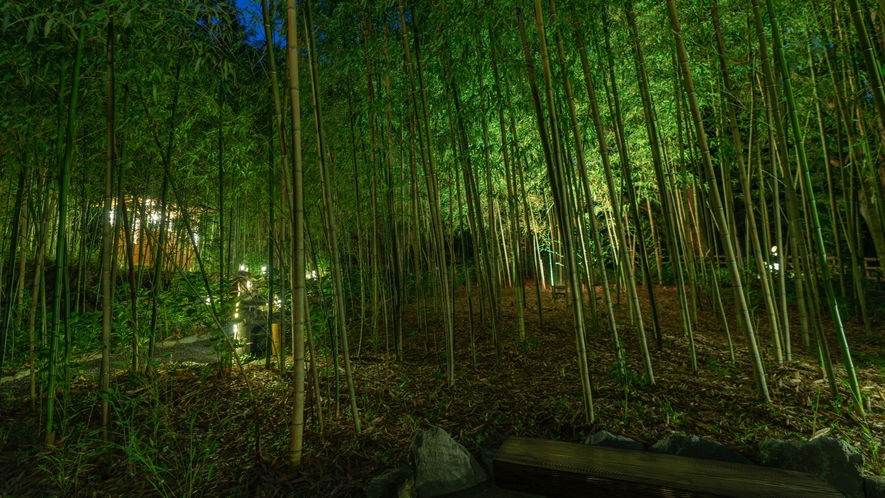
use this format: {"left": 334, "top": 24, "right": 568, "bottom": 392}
{"left": 585, "top": 431, "right": 644, "bottom": 451}
{"left": 364, "top": 465, "right": 416, "bottom": 498}
{"left": 410, "top": 427, "right": 486, "bottom": 498}
{"left": 760, "top": 438, "right": 864, "bottom": 498}
{"left": 648, "top": 434, "right": 751, "bottom": 465}
{"left": 865, "top": 476, "right": 885, "bottom": 498}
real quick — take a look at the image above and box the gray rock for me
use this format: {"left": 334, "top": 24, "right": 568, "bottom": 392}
{"left": 760, "top": 437, "right": 864, "bottom": 498}
{"left": 364, "top": 465, "right": 417, "bottom": 498}
{"left": 648, "top": 434, "right": 751, "bottom": 465}
{"left": 480, "top": 448, "right": 498, "bottom": 478}
{"left": 865, "top": 476, "right": 885, "bottom": 498}
{"left": 585, "top": 430, "right": 644, "bottom": 451}
{"left": 411, "top": 427, "right": 487, "bottom": 498}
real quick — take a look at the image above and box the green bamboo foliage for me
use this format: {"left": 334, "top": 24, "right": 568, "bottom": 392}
{"left": 845, "top": 0, "right": 885, "bottom": 134}
{"left": 4, "top": 0, "right": 885, "bottom": 467}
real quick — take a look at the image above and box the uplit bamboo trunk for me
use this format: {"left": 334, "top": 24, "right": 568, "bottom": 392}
{"left": 489, "top": 35, "right": 526, "bottom": 341}
{"left": 304, "top": 0, "right": 360, "bottom": 432}
{"left": 665, "top": 0, "right": 769, "bottom": 402}
{"left": 285, "top": 0, "right": 307, "bottom": 467}
{"left": 100, "top": 18, "right": 115, "bottom": 435}
{"left": 600, "top": 17, "right": 662, "bottom": 353}
{"left": 623, "top": 1, "right": 694, "bottom": 360}
{"left": 820, "top": 25, "right": 872, "bottom": 336}
{"left": 568, "top": 14, "right": 623, "bottom": 374}
{"left": 517, "top": 2, "right": 594, "bottom": 422}
{"left": 710, "top": 1, "right": 780, "bottom": 363}
{"left": 763, "top": 0, "right": 861, "bottom": 411}
{"left": 47, "top": 25, "right": 85, "bottom": 439}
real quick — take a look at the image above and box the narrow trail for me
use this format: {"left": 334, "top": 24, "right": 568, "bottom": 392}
{"left": 0, "top": 334, "right": 218, "bottom": 398}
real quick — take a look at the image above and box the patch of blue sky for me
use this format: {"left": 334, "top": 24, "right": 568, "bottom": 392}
{"left": 234, "top": 0, "right": 283, "bottom": 46}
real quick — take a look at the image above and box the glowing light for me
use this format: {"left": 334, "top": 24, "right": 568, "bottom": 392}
{"left": 246, "top": 280, "right": 252, "bottom": 289}
{"left": 240, "top": 264, "right": 247, "bottom": 272}
{"left": 307, "top": 270, "right": 317, "bottom": 280}
{"left": 261, "top": 266, "right": 267, "bottom": 274}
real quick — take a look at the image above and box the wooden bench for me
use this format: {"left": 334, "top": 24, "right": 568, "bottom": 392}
{"left": 552, "top": 284, "right": 568, "bottom": 300}
{"left": 493, "top": 437, "right": 841, "bottom": 497}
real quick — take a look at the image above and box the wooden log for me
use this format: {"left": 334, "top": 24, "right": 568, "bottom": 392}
{"left": 493, "top": 437, "right": 841, "bottom": 498}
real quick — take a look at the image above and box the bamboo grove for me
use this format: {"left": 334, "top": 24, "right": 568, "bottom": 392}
{"left": 2, "top": 0, "right": 885, "bottom": 469}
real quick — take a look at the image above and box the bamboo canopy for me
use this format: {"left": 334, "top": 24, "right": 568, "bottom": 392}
{"left": 2, "top": 0, "right": 885, "bottom": 487}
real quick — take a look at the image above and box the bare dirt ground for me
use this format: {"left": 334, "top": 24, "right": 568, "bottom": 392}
{"left": 1, "top": 281, "right": 884, "bottom": 496}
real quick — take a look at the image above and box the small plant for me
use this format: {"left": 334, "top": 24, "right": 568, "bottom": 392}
{"left": 518, "top": 336, "right": 541, "bottom": 353}
{"left": 705, "top": 357, "right": 737, "bottom": 378}
{"left": 660, "top": 401, "right": 682, "bottom": 426}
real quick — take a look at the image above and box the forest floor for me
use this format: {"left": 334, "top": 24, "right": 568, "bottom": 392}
{"left": 2, "top": 280, "right": 885, "bottom": 497}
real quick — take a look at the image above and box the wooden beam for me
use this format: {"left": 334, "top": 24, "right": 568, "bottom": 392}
{"left": 494, "top": 437, "right": 841, "bottom": 497}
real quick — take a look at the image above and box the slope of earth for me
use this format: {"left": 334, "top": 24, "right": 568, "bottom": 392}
{"left": 1, "top": 281, "right": 884, "bottom": 497}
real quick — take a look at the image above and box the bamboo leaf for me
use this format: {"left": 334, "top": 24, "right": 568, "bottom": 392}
{"left": 2, "top": 11, "right": 9, "bottom": 32}
{"left": 27, "top": 19, "right": 34, "bottom": 42}
{"left": 123, "top": 9, "right": 133, "bottom": 28}
{"left": 44, "top": 17, "right": 53, "bottom": 37}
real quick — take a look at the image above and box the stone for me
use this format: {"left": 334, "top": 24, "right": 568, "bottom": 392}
{"left": 865, "top": 475, "right": 885, "bottom": 498}
{"left": 648, "top": 434, "right": 751, "bottom": 465}
{"left": 480, "top": 448, "right": 498, "bottom": 478}
{"left": 584, "top": 430, "right": 644, "bottom": 451}
{"left": 364, "top": 465, "right": 416, "bottom": 498}
{"left": 760, "top": 437, "right": 864, "bottom": 498}
{"left": 410, "top": 427, "right": 487, "bottom": 498}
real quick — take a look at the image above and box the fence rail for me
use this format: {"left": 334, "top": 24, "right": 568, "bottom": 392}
{"left": 704, "top": 254, "right": 882, "bottom": 281}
